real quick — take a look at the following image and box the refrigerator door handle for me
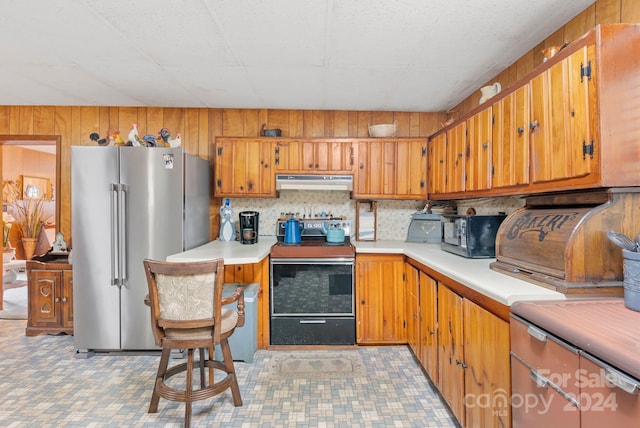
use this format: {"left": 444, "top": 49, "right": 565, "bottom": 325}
{"left": 110, "top": 183, "right": 120, "bottom": 286}
{"left": 119, "top": 183, "right": 129, "bottom": 287}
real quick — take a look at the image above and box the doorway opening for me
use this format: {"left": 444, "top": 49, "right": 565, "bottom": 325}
{"left": 1, "top": 135, "right": 60, "bottom": 259}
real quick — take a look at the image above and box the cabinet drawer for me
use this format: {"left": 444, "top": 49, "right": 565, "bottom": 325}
{"left": 511, "top": 353, "right": 580, "bottom": 428}
{"left": 510, "top": 314, "right": 580, "bottom": 396}
{"left": 580, "top": 353, "right": 640, "bottom": 427}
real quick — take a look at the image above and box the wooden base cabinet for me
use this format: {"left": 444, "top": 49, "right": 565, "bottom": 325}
{"left": 355, "top": 254, "right": 406, "bottom": 344}
{"left": 26, "top": 261, "right": 73, "bottom": 336}
{"left": 438, "top": 283, "right": 511, "bottom": 428}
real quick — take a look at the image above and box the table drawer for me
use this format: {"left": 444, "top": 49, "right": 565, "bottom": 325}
{"left": 510, "top": 314, "right": 580, "bottom": 396}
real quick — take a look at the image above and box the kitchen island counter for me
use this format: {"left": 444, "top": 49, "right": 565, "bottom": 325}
{"left": 167, "top": 238, "right": 276, "bottom": 264}
{"left": 353, "top": 240, "right": 565, "bottom": 306}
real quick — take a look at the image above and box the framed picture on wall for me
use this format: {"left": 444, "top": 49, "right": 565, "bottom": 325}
{"left": 18, "top": 175, "right": 52, "bottom": 200}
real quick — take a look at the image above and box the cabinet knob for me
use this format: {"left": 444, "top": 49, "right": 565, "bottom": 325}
{"left": 359, "top": 163, "right": 364, "bottom": 169}
{"left": 517, "top": 127, "right": 524, "bottom": 134}
{"left": 55, "top": 298, "right": 60, "bottom": 302}
{"left": 360, "top": 299, "right": 365, "bottom": 305}
{"left": 429, "top": 330, "right": 435, "bottom": 336}
{"left": 62, "top": 297, "right": 68, "bottom": 302}
{"left": 529, "top": 120, "right": 539, "bottom": 131}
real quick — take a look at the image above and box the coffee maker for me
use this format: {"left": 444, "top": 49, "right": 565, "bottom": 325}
{"left": 239, "top": 211, "right": 259, "bottom": 244}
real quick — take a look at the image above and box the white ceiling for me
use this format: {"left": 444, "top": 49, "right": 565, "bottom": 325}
{"left": 0, "top": 0, "right": 594, "bottom": 112}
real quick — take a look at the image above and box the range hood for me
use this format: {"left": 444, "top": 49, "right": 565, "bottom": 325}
{"left": 275, "top": 174, "right": 353, "bottom": 191}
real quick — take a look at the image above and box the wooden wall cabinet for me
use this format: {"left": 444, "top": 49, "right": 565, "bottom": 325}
{"left": 26, "top": 260, "right": 73, "bottom": 336}
{"left": 492, "top": 84, "right": 530, "bottom": 189}
{"left": 274, "top": 139, "right": 354, "bottom": 174}
{"left": 355, "top": 254, "right": 406, "bottom": 344}
{"left": 353, "top": 138, "right": 427, "bottom": 200}
{"left": 427, "top": 132, "right": 447, "bottom": 194}
{"left": 214, "top": 138, "right": 276, "bottom": 197}
{"left": 466, "top": 106, "right": 493, "bottom": 192}
{"left": 428, "top": 24, "right": 640, "bottom": 199}
{"left": 445, "top": 123, "right": 466, "bottom": 194}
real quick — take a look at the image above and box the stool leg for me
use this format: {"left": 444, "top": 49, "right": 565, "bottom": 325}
{"left": 220, "top": 338, "right": 242, "bottom": 406}
{"left": 185, "top": 348, "right": 194, "bottom": 427}
{"left": 198, "top": 348, "right": 205, "bottom": 388}
{"left": 149, "top": 347, "right": 171, "bottom": 413}
{"left": 208, "top": 345, "right": 215, "bottom": 386}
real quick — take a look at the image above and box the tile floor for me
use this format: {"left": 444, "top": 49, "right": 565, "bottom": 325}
{"left": 0, "top": 319, "right": 458, "bottom": 427}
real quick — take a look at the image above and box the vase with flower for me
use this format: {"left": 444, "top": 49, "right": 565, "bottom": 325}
{"left": 2, "top": 212, "right": 15, "bottom": 263}
{"left": 13, "top": 198, "right": 51, "bottom": 260}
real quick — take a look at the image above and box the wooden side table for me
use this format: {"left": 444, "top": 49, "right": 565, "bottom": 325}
{"left": 25, "top": 260, "right": 73, "bottom": 336}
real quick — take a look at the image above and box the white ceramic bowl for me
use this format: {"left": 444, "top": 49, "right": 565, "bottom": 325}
{"left": 368, "top": 124, "right": 397, "bottom": 138}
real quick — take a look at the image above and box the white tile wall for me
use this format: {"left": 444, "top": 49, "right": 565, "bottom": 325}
{"left": 222, "top": 192, "right": 525, "bottom": 241}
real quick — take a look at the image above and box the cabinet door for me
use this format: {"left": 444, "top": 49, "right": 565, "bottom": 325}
{"left": 419, "top": 271, "right": 438, "bottom": 382}
{"left": 437, "top": 285, "right": 465, "bottom": 424}
{"left": 313, "top": 141, "right": 353, "bottom": 173}
{"left": 428, "top": 132, "right": 447, "bottom": 195}
{"left": 28, "top": 269, "right": 63, "bottom": 328}
{"left": 214, "top": 138, "right": 275, "bottom": 197}
{"left": 492, "top": 85, "right": 530, "bottom": 188}
{"left": 466, "top": 106, "right": 493, "bottom": 191}
{"left": 274, "top": 139, "right": 304, "bottom": 171}
{"left": 62, "top": 270, "right": 74, "bottom": 328}
{"left": 354, "top": 139, "right": 426, "bottom": 199}
{"left": 356, "top": 255, "right": 406, "bottom": 344}
{"left": 530, "top": 46, "right": 597, "bottom": 184}
{"left": 463, "top": 299, "right": 511, "bottom": 428}
{"left": 405, "top": 264, "right": 420, "bottom": 357}
{"left": 446, "top": 123, "right": 466, "bottom": 193}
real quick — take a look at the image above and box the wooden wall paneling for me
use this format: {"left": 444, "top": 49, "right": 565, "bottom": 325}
{"left": 117, "top": 107, "right": 138, "bottom": 140}
{"left": 8, "top": 106, "right": 20, "bottom": 134}
{"left": 266, "top": 109, "right": 290, "bottom": 137}
{"left": 289, "top": 110, "right": 305, "bottom": 136}
{"left": 241, "top": 108, "right": 259, "bottom": 136}
{"left": 408, "top": 112, "right": 421, "bottom": 136}
{"left": 516, "top": 49, "right": 536, "bottom": 81}
{"left": 356, "top": 111, "right": 372, "bottom": 137}
{"left": 136, "top": 107, "right": 148, "bottom": 137}
{"left": 108, "top": 106, "right": 119, "bottom": 137}
{"left": 18, "top": 106, "right": 34, "bottom": 135}
{"left": 33, "top": 107, "right": 56, "bottom": 135}
{"left": 197, "top": 109, "right": 209, "bottom": 160}
{"left": 79, "top": 107, "right": 100, "bottom": 146}
{"left": 311, "top": 110, "right": 325, "bottom": 137}
{"left": 371, "top": 111, "right": 395, "bottom": 127}
{"left": 54, "top": 106, "right": 72, "bottom": 238}
{"left": 145, "top": 107, "right": 164, "bottom": 143}
{"left": 596, "top": 0, "right": 621, "bottom": 23}
{"left": 182, "top": 108, "right": 199, "bottom": 155}
{"left": 334, "top": 110, "right": 349, "bottom": 136}
{"left": 621, "top": 0, "right": 640, "bottom": 22}
{"left": 0, "top": 106, "right": 9, "bottom": 133}
{"left": 394, "top": 112, "right": 410, "bottom": 137}
{"left": 222, "top": 109, "right": 244, "bottom": 136}
{"left": 324, "top": 110, "right": 336, "bottom": 137}
{"left": 347, "top": 111, "right": 359, "bottom": 137}
{"left": 564, "top": 5, "right": 597, "bottom": 42}
{"left": 161, "top": 108, "right": 184, "bottom": 141}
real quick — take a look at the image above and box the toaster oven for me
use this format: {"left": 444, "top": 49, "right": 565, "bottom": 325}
{"left": 441, "top": 214, "right": 506, "bottom": 258}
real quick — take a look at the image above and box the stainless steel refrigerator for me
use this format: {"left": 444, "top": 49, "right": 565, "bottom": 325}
{"left": 71, "top": 146, "right": 210, "bottom": 355}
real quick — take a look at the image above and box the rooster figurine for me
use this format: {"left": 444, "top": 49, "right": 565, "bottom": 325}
{"left": 167, "top": 132, "right": 182, "bottom": 148}
{"left": 127, "top": 122, "right": 145, "bottom": 147}
{"left": 157, "top": 127, "right": 171, "bottom": 147}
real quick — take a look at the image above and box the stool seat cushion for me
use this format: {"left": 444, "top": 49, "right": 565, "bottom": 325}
{"left": 164, "top": 308, "right": 239, "bottom": 339}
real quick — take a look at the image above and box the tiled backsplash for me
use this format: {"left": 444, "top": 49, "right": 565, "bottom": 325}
{"left": 224, "top": 191, "right": 525, "bottom": 241}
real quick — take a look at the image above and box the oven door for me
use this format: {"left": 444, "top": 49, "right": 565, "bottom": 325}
{"left": 270, "top": 257, "right": 355, "bottom": 345}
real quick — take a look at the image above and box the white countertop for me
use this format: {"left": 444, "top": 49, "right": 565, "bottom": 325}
{"left": 353, "top": 240, "right": 566, "bottom": 306}
{"left": 167, "top": 237, "right": 566, "bottom": 306}
{"left": 166, "top": 238, "right": 276, "bottom": 264}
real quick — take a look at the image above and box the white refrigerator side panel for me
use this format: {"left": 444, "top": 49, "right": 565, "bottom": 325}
{"left": 72, "top": 147, "right": 121, "bottom": 351}
{"left": 119, "top": 148, "right": 183, "bottom": 350}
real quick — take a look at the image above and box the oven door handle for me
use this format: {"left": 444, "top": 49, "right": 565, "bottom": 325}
{"left": 299, "top": 319, "right": 327, "bottom": 324}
